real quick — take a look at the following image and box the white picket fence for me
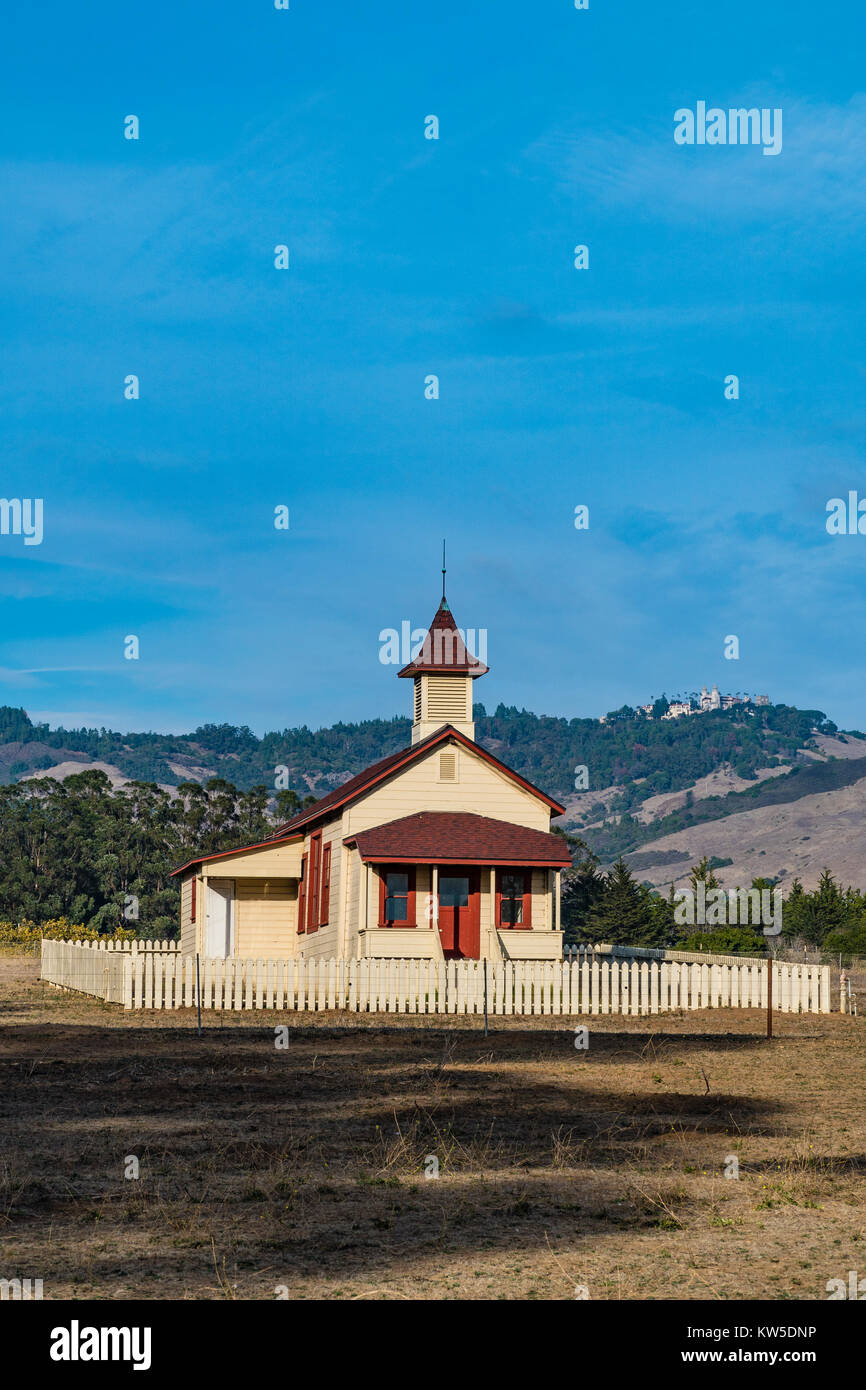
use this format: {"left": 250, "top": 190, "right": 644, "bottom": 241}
{"left": 566, "top": 943, "right": 791, "bottom": 968}
{"left": 40, "top": 939, "right": 178, "bottom": 1005}
{"left": 41, "top": 939, "right": 832, "bottom": 1014}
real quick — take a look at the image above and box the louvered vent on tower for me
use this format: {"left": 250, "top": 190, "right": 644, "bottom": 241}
{"left": 425, "top": 675, "right": 468, "bottom": 722}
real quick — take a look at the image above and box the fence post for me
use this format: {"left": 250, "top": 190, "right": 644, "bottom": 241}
{"left": 766, "top": 953, "right": 773, "bottom": 1039}
{"left": 196, "top": 953, "right": 202, "bottom": 1036}
{"left": 483, "top": 959, "right": 488, "bottom": 1037}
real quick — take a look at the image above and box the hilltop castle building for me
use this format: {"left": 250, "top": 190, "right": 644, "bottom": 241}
{"left": 628, "top": 687, "right": 770, "bottom": 721}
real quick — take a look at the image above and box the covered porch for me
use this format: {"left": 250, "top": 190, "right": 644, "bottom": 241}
{"left": 344, "top": 812, "right": 570, "bottom": 961}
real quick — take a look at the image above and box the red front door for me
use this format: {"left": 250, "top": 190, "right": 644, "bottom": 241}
{"left": 438, "top": 868, "right": 480, "bottom": 959}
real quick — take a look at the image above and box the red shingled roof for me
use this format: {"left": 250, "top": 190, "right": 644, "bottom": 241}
{"left": 172, "top": 726, "right": 566, "bottom": 876}
{"left": 397, "top": 598, "right": 488, "bottom": 677}
{"left": 344, "top": 812, "right": 572, "bottom": 866}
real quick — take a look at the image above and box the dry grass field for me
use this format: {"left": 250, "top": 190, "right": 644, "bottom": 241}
{"left": 1, "top": 949, "right": 864, "bottom": 1301}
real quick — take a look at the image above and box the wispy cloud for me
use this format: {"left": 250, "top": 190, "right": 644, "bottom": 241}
{"left": 0, "top": 119, "right": 346, "bottom": 323}
{"left": 528, "top": 93, "right": 866, "bottom": 234}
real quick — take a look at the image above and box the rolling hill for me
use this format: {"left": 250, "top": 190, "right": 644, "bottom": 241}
{"left": 1, "top": 699, "right": 864, "bottom": 891}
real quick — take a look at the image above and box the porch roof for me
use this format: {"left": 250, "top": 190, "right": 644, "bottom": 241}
{"left": 344, "top": 811, "right": 572, "bottom": 867}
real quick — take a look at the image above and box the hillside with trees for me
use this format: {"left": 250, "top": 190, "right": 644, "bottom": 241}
{"left": 2, "top": 699, "right": 865, "bottom": 949}
{"left": 559, "top": 842, "right": 866, "bottom": 958}
{"left": 0, "top": 699, "right": 836, "bottom": 803}
{"left": 0, "top": 772, "right": 313, "bottom": 940}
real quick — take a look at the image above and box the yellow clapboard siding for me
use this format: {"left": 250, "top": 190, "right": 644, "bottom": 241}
{"left": 234, "top": 878, "right": 296, "bottom": 956}
{"left": 531, "top": 869, "right": 550, "bottom": 929}
{"left": 180, "top": 875, "right": 197, "bottom": 955}
{"left": 298, "top": 922, "right": 341, "bottom": 959}
{"left": 345, "top": 844, "right": 360, "bottom": 937}
{"left": 358, "top": 927, "right": 441, "bottom": 958}
{"left": 203, "top": 842, "right": 303, "bottom": 877}
{"left": 480, "top": 868, "right": 492, "bottom": 930}
{"left": 342, "top": 743, "right": 551, "bottom": 835}
{"left": 415, "top": 864, "right": 432, "bottom": 926}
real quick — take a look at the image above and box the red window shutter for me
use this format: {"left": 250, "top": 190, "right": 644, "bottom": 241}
{"left": 522, "top": 870, "right": 533, "bottom": 928}
{"left": 406, "top": 867, "right": 416, "bottom": 926}
{"left": 298, "top": 854, "right": 308, "bottom": 933}
{"left": 307, "top": 834, "right": 321, "bottom": 933}
{"left": 319, "top": 845, "right": 331, "bottom": 925}
{"left": 190, "top": 875, "right": 196, "bottom": 924}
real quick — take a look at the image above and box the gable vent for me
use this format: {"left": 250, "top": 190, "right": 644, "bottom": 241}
{"left": 439, "top": 750, "right": 457, "bottom": 782}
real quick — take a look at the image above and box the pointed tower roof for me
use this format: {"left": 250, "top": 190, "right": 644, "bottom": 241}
{"left": 397, "top": 597, "right": 488, "bottom": 678}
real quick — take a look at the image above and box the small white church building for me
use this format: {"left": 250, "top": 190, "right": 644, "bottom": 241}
{"left": 172, "top": 588, "right": 570, "bottom": 962}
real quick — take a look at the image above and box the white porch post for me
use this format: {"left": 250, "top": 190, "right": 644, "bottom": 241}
{"left": 555, "top": 868, "right": 562, "bottom": 932}
{"left": 431, "top": 864, "right": 446, "bottom": 960}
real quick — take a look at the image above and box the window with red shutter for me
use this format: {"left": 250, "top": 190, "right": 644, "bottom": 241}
{"left": 378, "top": 865, "right": 417, "bottom": 926}
{"left": 297, "top": 853, "right": 308, "bottom": 933}
{"left": 496, "top": 870, "right": 532, "bottom": 928}
{"left": 319, "top": 845, "right": 331, "bottom": 926}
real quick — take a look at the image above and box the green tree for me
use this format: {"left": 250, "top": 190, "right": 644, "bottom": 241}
{"left": 801, "top": 868, "right": 847, "bottom": 947}
{"left": 274, "top": 788, "right": 316, "bottom": 822}
{"left": 678, "top": 925, "right": 765, "bottom": 955}
{"left": 586, "top": 858, "right": 667, "bottom": 947}
{"left": 824, "top": 921, "right": 866, "bottom": 957}
{"left": 559, "top": 835, "right": 605, "bottom": 944}
{"left": 688, "top": 855, "right": 721, "bottom": 894}
{"left": 0, "top": 772, "right": 293, "bottom": 938}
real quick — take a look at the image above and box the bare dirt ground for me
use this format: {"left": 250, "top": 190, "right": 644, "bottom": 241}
{"left": 1, "top": 950, "right": 864, "bottom": 1301}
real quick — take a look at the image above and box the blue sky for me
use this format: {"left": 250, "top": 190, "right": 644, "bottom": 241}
{"left": 1, "top": 0, "right": 865, "bottom": 736}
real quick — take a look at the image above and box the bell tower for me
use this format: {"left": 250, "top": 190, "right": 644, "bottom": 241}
{"left": 398, "top": 552, "right": 488, "bottom": 744}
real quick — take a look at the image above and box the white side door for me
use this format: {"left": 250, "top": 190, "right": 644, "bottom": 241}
{"left": 206, "top": 878, "right": 235, "bottom": 958}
